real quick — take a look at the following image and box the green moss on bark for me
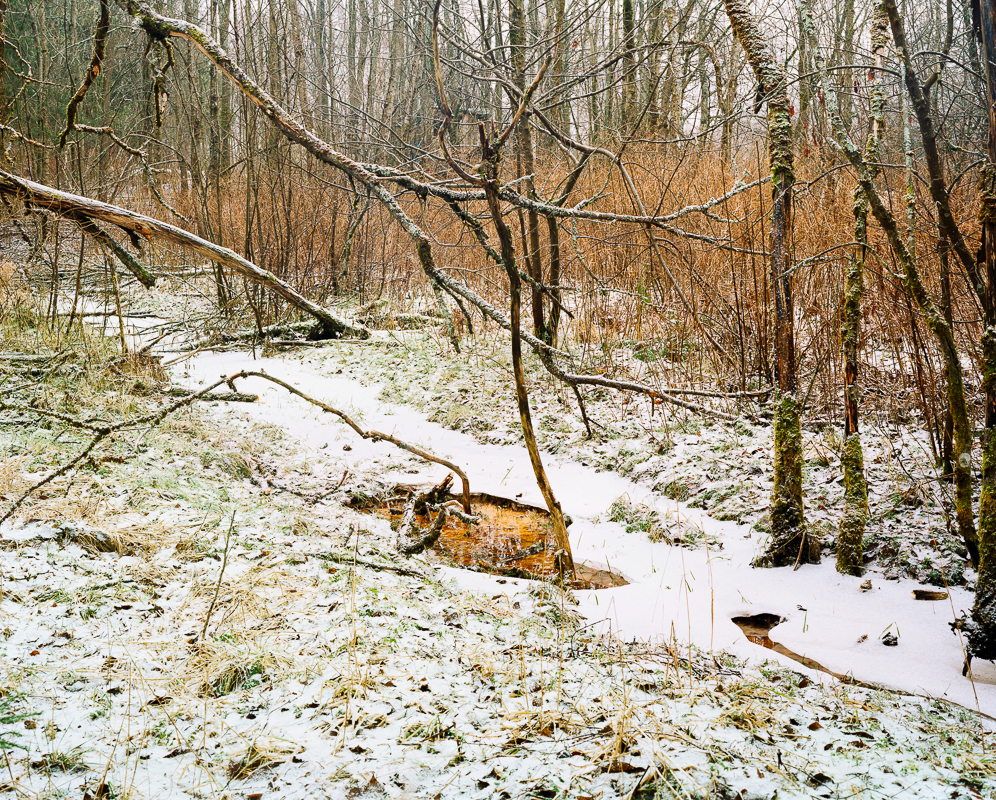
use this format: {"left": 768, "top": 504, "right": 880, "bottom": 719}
{"left": 754, "top": 393, "right": 817, "bottom": 568}
{"left": 837, "top": 432, "right": 867, "bottom": 576}
{"left": 968, "top": 329, "right": 996, "bottom": 662}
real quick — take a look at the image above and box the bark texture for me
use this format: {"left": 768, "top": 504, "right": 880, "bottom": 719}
{"left": 836, "top": 2, "right": 887, "bottom": 576}
{"left": 970, "top": 0, "right": 996, "bottom": 661}
{"left": 722, "top": 0, "right": 810, "bottom": 567}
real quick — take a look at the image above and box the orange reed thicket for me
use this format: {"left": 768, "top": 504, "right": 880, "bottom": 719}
{"left": 129, "top": 137, "right": 983, "bottom": 436}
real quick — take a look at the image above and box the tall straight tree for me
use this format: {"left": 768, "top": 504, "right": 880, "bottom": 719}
{"left": 969, "top": 0, "right": 996, "bottom": 664}
{"left": 836, "top": 3, "right": 888, "bottom": 576}
{"left": 509, "top": 0, "right": 548, "bottom": 343}
{"left": 721, "top": 0, "right": 815, "bottom": 567}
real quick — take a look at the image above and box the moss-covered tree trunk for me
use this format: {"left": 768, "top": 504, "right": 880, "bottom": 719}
{"left": 968, "top": 0, "right": 996, "bottom": 663}
{"left": 722, "top": 0, "right": 813, "bottom": 567}
{"left": 837, "top": 5, "right": 888, "bottom": 576}
{"left": 806, "top": 0, "right": 980, "bottom": 574}
{"left": 884, "top": 0, "right": 980, "bottom": 564}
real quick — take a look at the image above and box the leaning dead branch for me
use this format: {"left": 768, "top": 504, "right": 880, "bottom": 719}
{"left": 230, "top": 371, "right": 472, "bottom": 514}
{"left": 0, "top": 170, "right": 369, "bottom": 340}
{"left": 0, "top": 374, "right": 232, "bottom": 524}
{"left": 2, "top": 366, "right": 473, "bottom": 525}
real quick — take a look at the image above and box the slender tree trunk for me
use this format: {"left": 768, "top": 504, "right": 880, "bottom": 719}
{"left": 837, "top": 3, "right": 887, "bottom": 577}
{"left": 0, "top": 0, "right": 8, "bottom": 164}
{"left": 477, "top": 128, "right": 575, "bottom": 579}
{"left": 796, "top": 5, "right": 811, "bottom": 148}
{"left": 806, "top": 0, "right": 979, "bottom": 572}
{"left": 969, "top": 0, "right": 996, "bottom": 664}
{"left": 720, "top": 38, "right": 740, "bottom": 165}
{"left": 509, "top": 0, "right": 548, "bottom": 343}
{"left": 722, "top": 0, "right": 813, "bottom": 568}
{"left": 621, "top": 0, "right": 635, "bottom": 129}
{"left": 884, "top": 0, "right": 980, "bottom": 563}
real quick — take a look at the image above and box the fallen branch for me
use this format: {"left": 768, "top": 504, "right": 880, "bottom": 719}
{"left": 269, "top": 339, "right": 398, "bottom": 348}
{"left": 399, "top": 507, "right": 447, "bottom": 556}
{"left": 0, "top": 169, "right": 369, "bottom": 340}
{"left": 396, "top": 491, "right": 424, "bottom": 545}
{"left": 230, "top": 370, "right": 472, "bottom": 513}
{"left": 0, "top": 375, "right": 232, "bottom": 524}
{"left": 166, "top": 387, "right": 258, "bottom": 403}
{"left": 318, "top": 551, "right": 428, "bottom": 578}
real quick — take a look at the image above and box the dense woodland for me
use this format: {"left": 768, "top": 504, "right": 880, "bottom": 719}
{"left": 2, "top": 0, "right": 996, "bottom": 777}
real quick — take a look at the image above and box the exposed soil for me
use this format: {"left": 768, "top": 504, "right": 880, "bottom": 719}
{"left": 369, "top": 490, "right": 629, "bottom": 590}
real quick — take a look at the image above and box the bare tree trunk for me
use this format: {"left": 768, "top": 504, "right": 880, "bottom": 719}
{"left": 719, "top": 38, "right": 740, "bottom": 165}
{"left": 478, "top": 128, "right": 575, "bottom": 579}
{"left": 796, "top": 4, "right": 810, "bottom": 147}
{"left": 509, "top": 0, "right": 548, "bottom": 343}
{"left": 621, "top": 0, "right": 635, "bottom": 129}
{"left": 722, "top": 0, "right": 813, "bottom": 568}
{"left": 806, "top": 0, "right": 979, "bottom": 574}
{"left": 969, "top": 0, "right": 996, "bottom": 664}
{"left": 837, "top": 3, "right": 887, "bottom": 577}
{"left": 208, "top": 0, "right": 229, "bottom": 309}
{"left": 885, "top": 0, "right": 980, "bottom": 562}
{"left": 0, "top": 0, "right": 8, "bottom": 163}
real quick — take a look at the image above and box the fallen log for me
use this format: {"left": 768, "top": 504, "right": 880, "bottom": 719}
{"left": 0, "top": 169, "right": 369, "bottom": 340}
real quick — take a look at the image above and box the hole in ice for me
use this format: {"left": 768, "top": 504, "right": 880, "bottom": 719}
{"left": 732, "top": 613, "right": 861, "bottom": 684}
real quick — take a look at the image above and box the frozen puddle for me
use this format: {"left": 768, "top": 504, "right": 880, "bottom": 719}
{"left": 175, "top": 348, "right": 996, "bottom": 722}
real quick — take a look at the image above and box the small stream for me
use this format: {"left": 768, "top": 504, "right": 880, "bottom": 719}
{"left": 162, "top": 346, "right": 993, "bottom": 719}
{"left": 731, "top": 613, "right": 863, "bottom": 684}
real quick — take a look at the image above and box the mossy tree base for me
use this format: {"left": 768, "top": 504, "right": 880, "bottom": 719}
{"left": 754, "top": 394, "right": 819, "bottom": 568}
{"left": 968, "top": 377, "right": 996, "bottom": 663}
{"left": 837, "top": 432, "right": 868, "bottom": 576}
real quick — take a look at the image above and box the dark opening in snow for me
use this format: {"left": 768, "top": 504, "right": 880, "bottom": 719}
{"left": 731, "top": 613, "right": 863, "bottom": 684}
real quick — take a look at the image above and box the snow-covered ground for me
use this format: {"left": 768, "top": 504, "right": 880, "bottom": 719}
{"left": 174, "top": 346, "right": 995, "bottom": 721}
{"left": 1, "top": 313, "right": 994, "bottom": 799}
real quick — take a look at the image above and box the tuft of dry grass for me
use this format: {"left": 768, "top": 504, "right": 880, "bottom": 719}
{"left": 227, "top": 736, "right": 302, "bottom": 780}
{"left": 0, "top": 456, "right": 28, "bottom": 500}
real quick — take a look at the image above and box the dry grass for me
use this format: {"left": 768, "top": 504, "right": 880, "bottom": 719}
{"left": 109, "top": 143, "right": 973, "bottom": 434}
{"left": 4, "top": 135, "right": 979, "bottom": 437}
{"left": 227, "top": 736, "right": 303, "bottom": 779}
{"left": 0, "top": 456, "right": 28, "bottom": 500}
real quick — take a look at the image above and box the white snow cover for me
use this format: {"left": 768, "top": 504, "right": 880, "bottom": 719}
{"left": 177, "top": 349, "right": 995, "bottom": 722}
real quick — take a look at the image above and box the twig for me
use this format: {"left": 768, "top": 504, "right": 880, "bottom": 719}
{"left": 199, "top": 511, "right": 235, "bottom": 644}
{"left": 233, "top": 370, "right": 472, "bottom": 513}
{"left": 319, "top": 551, "right": 427, "bottom": 577}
